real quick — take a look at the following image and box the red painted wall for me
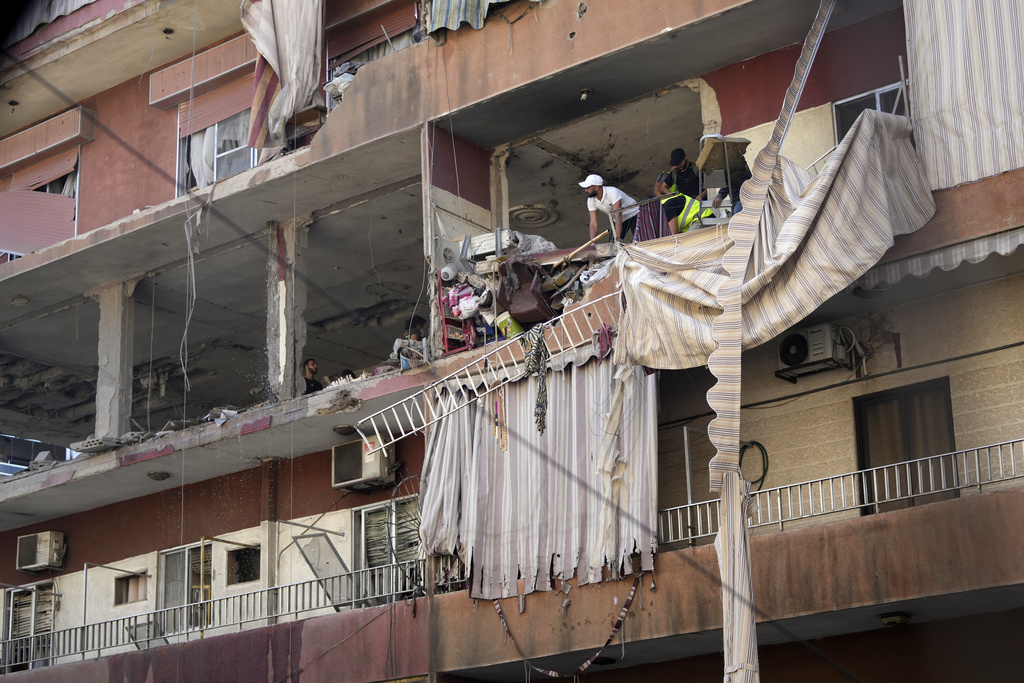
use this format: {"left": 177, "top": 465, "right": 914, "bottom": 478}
{"left": 7, "top": 596, "right": 429, "bottom": 683}
{"left": 429, "top": 124, "right": 492, "bottom": 210}
{"left": 275, "top": 431, "right": 425, "bottom": 518}
{"left": 77, "top": 74, "right": 178, "bottom": 233}
{"left": 0, "top": 468, "right": 261, "bottom": 586}
{"left": 0, "top": 435, "right": 424, "bottom": 585}
{"left": 702, "top": 9, "right": 907, "bottom": 134}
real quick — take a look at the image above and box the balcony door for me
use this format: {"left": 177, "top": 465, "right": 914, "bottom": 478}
{"left": 855, "top": 378, "right": 956, "bottom": 512}
{"left": 159, "top": 543, "right": 212, "bottom": 632}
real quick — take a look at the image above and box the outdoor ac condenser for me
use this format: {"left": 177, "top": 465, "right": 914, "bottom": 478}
{"left": 331, "top": 436, "right": 395, "bottom": 491}
{"left": 16, "top": 531, "right": 65, "bottom": 572}
{"left": 777, "top": 323, "right": 848, "bottom": 374}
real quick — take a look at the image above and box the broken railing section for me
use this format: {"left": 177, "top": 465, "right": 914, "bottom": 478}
{"left": 356, "top": 291, "right": 622, "bottom": 453}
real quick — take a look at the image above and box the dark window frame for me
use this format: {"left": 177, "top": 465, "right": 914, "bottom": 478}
{"left": 854, "top": 377, "right": 957, "bottom": 513}
{"left": 227, "top": 547, "right": 261, "bottom": 585}
{"left": 113, "top": 573, "right": 148, "bottom": 605}
{"left": 834, "top": 82, "right": 906, "bottom": 143}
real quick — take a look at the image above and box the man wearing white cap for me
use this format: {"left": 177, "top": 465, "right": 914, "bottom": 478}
{"left": 579, "top": 174, "right": 639, "bottom": 242}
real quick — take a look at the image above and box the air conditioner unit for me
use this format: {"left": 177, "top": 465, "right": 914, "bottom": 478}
{"left": 16, "top": 531, "right": 65, "bottom": 572}
{"left": 331, "top": 435, "right": 395, "bottom": 491}
{"left": 776, "top": 323, "right": 849, "bottom": 380}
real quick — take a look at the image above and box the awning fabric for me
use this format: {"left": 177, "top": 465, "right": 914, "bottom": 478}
{"left": 427, "top": 0, "right": 541, "bottom": 33}
{"left": 3, "top": 0, "right": 97, "bottom": 48}
{"left": 905, "top": 0, "right": 1024, "bottom": 190}
{"left": 241, "top": 0, "right": 323, "bottom": 149}
{"left": 420, "top": 359, "right": 657, "bottom": 600}
{"left": 858, "top": 226, "right": 1024, "bottom": 291}
{"left": 613, "top": 107, "right": 935, "bottom": 371}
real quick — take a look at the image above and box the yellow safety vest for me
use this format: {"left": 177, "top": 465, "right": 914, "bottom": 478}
{"left": 661, "top": 193, "right": 714, "bottom": 232}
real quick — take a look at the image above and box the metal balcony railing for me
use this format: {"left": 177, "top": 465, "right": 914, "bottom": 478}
{"left": 357, "top": 291, "right": 622, "bottom": 455}
{"left": 1, "top": 560, "right": 427, "bottom": 672}
{"left": 658, "top": 437, "right": 1024, "bottom": 545}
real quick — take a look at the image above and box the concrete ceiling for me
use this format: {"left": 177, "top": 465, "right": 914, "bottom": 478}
{"left": 0, "top": 128, "right": 425, "bottom": 445}
{"left": 444, "top": 0, "right": 904, "bottom": 150}
{"left": 504, "top": 85, "right": 704, "bottom": 249}
{"left": 1, "top": 0, "right": 243, "bottom": 138}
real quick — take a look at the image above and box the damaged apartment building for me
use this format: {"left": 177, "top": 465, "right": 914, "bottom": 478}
{"left": 1, "top": 0, "right": 1023, "bottom": 680}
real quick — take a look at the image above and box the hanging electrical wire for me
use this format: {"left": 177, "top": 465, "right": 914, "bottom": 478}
{"left": 739, "top": 440, "right": 769, "bottom": 490}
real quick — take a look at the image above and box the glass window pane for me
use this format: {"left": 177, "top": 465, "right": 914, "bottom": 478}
{"left": 216, "top": 110, "right": 250, "bottom": 153}
{"left": 878, "top": 87, "right": 906, "bottom": 116}
{"left": 835, "top": 94, "right": 876, "bottom": 141}
{"left": 162, "top": 550, "right": 186, "bottom": 608}
{"left": 216, "top": 148, "right": 252, "bottom": 180}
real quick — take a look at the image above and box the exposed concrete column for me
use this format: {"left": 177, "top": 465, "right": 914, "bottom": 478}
{"left": 93, "top": 280, "right": 137, "bottom": 438}
{"left": 421, "top": 123, "right": 444, "bottom": 356}
{"left": 260, "top": 458, "right": 280, "bottom": 622}
{"left": 261, "top": 458, "right": 280, "bottom": 523}
{"left": 683, "top": 77, "right": 723, "bottom": 136}
{"left": 266, "top": 217, "right": 310, "bottom": 400}
{"left": 490, "top": 143, "right": 511, "bottom": 241}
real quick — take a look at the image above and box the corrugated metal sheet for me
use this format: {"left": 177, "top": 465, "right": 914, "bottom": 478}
{"left": 0, "top": 191, "right": 76, "bottom": 253}
{"left": 8, "top": 150, "right": 78, "bottom": 191}
{"left": 178, "top": 75, "right": 255, "bottom": 138}
{"left": 327, "top": 1, "right": 416, "bottom": 64}
{"left": 427, "top": 0, "right": 540, "bottom": 33}
{"left": 150, "top": 35, "right": 258, "bottom": 109}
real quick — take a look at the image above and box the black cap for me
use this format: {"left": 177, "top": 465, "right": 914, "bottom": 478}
{"left": 669, "top": 148, "right": 685, "bottom": 166}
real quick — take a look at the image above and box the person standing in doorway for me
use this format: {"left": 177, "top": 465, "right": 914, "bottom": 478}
{"left": 302, "top": 358, "right": 322, "bottom": 395}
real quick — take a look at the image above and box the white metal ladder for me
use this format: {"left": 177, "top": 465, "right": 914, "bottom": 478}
{"left": 356, "top": 291, "right": 622, "bottom": 452}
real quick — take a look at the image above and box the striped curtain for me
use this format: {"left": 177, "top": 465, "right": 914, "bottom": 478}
{"left": 240, "top": 0, "right": 323, "bottom": 149}
{"left": 420, "top": 359, "right": 657, "bottom": 600}
{"left": 905, "top": 0, "right": 1024, "bottom": 190}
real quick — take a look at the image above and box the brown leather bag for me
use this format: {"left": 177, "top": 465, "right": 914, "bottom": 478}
{"left": 496, "top": 257, "right": 556, "bottom": 324}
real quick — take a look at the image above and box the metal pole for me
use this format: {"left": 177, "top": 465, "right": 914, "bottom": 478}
{"left": 82, "top": 565, "right": 88, "bottom": 634}
{"left": 684, "top": 426, "right": 695, "bottom": 546}
{"left": 684, "top": 426, "right": 694, "bottom": 505}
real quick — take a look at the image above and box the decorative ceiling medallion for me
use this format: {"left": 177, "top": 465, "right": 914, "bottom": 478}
{"left": 509, "top": 205, "right": 558, "bottom": 229}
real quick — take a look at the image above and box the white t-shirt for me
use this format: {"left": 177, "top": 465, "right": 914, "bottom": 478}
{"left": 587, "top": 186, "right": 639, "bottom": 222}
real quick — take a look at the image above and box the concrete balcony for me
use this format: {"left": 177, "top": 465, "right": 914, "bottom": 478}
{"left": 429, "top": 461, "right": 1024, "bottom": 680}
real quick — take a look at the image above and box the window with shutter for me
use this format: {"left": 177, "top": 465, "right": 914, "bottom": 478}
{"left": 0, "top": 150, "right": 79, "bottom": 255}
{"left": 3, "top": 585, "right": 54, "bottom": 670}
{"left": 357, "top": 495, "right": 420, "bottom": 569}
{"left": 325, "top": 1, "right": 417, "bottom": 67}
{"left": 176, "top": 76, "right": 258, "bottom": 195}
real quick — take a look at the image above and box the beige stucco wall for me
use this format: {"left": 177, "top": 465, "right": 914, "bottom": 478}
{"left": 9, "top": 507, "right": 357, "bottom": 661}
{"left": 659, "top": 272, "right": 1024, "bottom": 510}
{"left": 730, "top": 102, "right": 836, "bottom": 170}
